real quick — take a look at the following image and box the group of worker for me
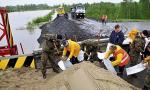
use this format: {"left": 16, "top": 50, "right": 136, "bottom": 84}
{"left": 40, "top": 34, "right": 81, "bottom": 79}
{"left": 40, "top": 24, "right": 150, "bottom": 89}
{"left": 105, "top": 24, "right": 150, "bottom": 90}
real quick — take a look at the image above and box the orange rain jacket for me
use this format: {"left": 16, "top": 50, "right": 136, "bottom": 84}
{"left": 104, "top": 45, "right": 130, "bottom": 66}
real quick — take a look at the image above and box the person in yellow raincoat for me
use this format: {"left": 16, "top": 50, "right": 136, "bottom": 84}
{"left": 122, "top": 28, "right": 139, "bottom": 53}
{"left": 62, "top": 39, "right": 80, "bottom": 64}
{"left": 104, "top": 45, "right": 130, "bottom": 75}
{"left": 128, "top": 28, "right": 140, "bottom": 42}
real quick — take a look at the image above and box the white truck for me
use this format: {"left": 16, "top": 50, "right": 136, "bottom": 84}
{"left": 71, "top": 5, "right": 85, "bottom": 19}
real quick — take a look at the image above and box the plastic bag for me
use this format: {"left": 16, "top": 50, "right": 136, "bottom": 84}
{"left": 77, "top": 50, "right": 84, "bottom": 62}
{"left": 103, "top": 59, "right": 117, "bottom": 74}
{"left": 58, "top": 60, "right": 73, "bottom": 70}
{"left": 126, "top": 62, "right": 146, "bottom": 76}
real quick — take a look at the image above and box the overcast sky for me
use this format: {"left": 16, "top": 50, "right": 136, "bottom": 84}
{"left": 0, "top": 0, "right": 139, "bottom": 6}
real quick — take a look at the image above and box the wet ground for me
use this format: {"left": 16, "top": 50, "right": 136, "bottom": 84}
{"left": 71, "top": 18, "right": 150, "bottom": 37}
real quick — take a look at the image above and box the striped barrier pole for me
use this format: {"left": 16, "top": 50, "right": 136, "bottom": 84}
{"left": 0, "top": 54, "right": 36, "bottom": 70}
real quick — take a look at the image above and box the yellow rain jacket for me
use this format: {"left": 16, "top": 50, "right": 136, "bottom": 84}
{"left": 57, "top": 7, "right": 65, "bottom": 15}
{"left": 63, "top": 39, "right": 80, "bottom": 59}
{"left": 128, "top": 28, "right": 139, "bottom": 43}
{"left": 104, "top": 45, "right": 130, "bottom": 66}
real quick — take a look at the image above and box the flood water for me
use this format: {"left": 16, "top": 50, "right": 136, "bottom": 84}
{"left": 0, "top": 10, "right": 150, "bottom": 54}
{"left": 0, "top": 10, "right": 51, "bottom": 54}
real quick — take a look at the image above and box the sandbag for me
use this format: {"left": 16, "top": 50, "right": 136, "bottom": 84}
{"left": 126, "top": 62, "right": 146, "bottom": 76}
{"left": 103, "top": 59, "right": 117, "bottom": 74}
{"left": 58, "top": 60, "right": 73, "bottom": 70}
{"left": 77, "top": 50, "right": 84, "bottom": 62}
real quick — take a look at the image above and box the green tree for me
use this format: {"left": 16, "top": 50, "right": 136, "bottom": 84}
{"left": 140, "top": 0, "right": 150, "bottom": 19}
{"left": 6, "top": 4, "right": 50, "bottom": 12}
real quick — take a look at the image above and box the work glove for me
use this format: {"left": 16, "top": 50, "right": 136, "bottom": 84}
{"left": 143, "top": 62, "right": 148, "bottom": 67}
{"left": 142, "top": 60, "right": 147, "bottom": 63}
{"left": 62, "top": 56, "right": 67, "bottom": 61}
{"left": 142, "top": 60, "right": 148, "bottom": 67}
{"left": 61, "top": 56, "right": 64, "bottom": 60}
{"left": 66, "top": 58, "right": 70, "bottom": 61}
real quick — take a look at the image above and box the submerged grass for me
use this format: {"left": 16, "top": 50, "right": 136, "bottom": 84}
{"left": 27, "top": 12, "right": 52, "bottom": 29}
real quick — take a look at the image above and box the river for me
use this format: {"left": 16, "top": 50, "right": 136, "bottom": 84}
{"left": 0, "top": 10, "right": 51, "bottom": 54}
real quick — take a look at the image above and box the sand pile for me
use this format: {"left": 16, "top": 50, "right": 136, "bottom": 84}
{"left": 0, "top": 62, "right": 140, "bottom": 90}
{"left": 0, "top": 68, "right": 56, "bottom": 90}
{"left": 39, "top": 61, "right": 139, "bottom": 90}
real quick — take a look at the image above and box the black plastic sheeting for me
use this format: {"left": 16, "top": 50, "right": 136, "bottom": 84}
{"left": 37, "top": 16, "right": 93, "bottom": 44}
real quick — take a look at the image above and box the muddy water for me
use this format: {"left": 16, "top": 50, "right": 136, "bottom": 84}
{"left": 0, "top": 10, "right": 50, "bottom": 54}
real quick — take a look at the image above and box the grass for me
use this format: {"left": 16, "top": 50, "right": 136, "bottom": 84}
{"left": 27, "top": 12, "right": 52, "bottom": 29}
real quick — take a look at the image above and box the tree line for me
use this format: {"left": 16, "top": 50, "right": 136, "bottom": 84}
{"left": 4, "top": 4, "right": 50, "bottom": 12}
{"left": 64, "top": 0, "right": 150, "bottom": 20}
{"left": 3, "top": 0, "right": 150, "bottom": 20}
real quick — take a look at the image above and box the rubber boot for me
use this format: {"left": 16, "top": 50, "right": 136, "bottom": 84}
{"left": 42, "top": 69, "right": 46, "bottom": 79}
{"left": 131, "top": 74, "right": 138, "bottom": 78}
{"left": 53, "top": 67, "right": 62, "bottom": 73}
{"left": 42, "top": 73, "right": 46, "bottom": 79}
{"left": 117, "top": 72, "right": 123, "bottom": 78}
{"left": 143, "top": 85, "right": 149, "bottom": 90}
